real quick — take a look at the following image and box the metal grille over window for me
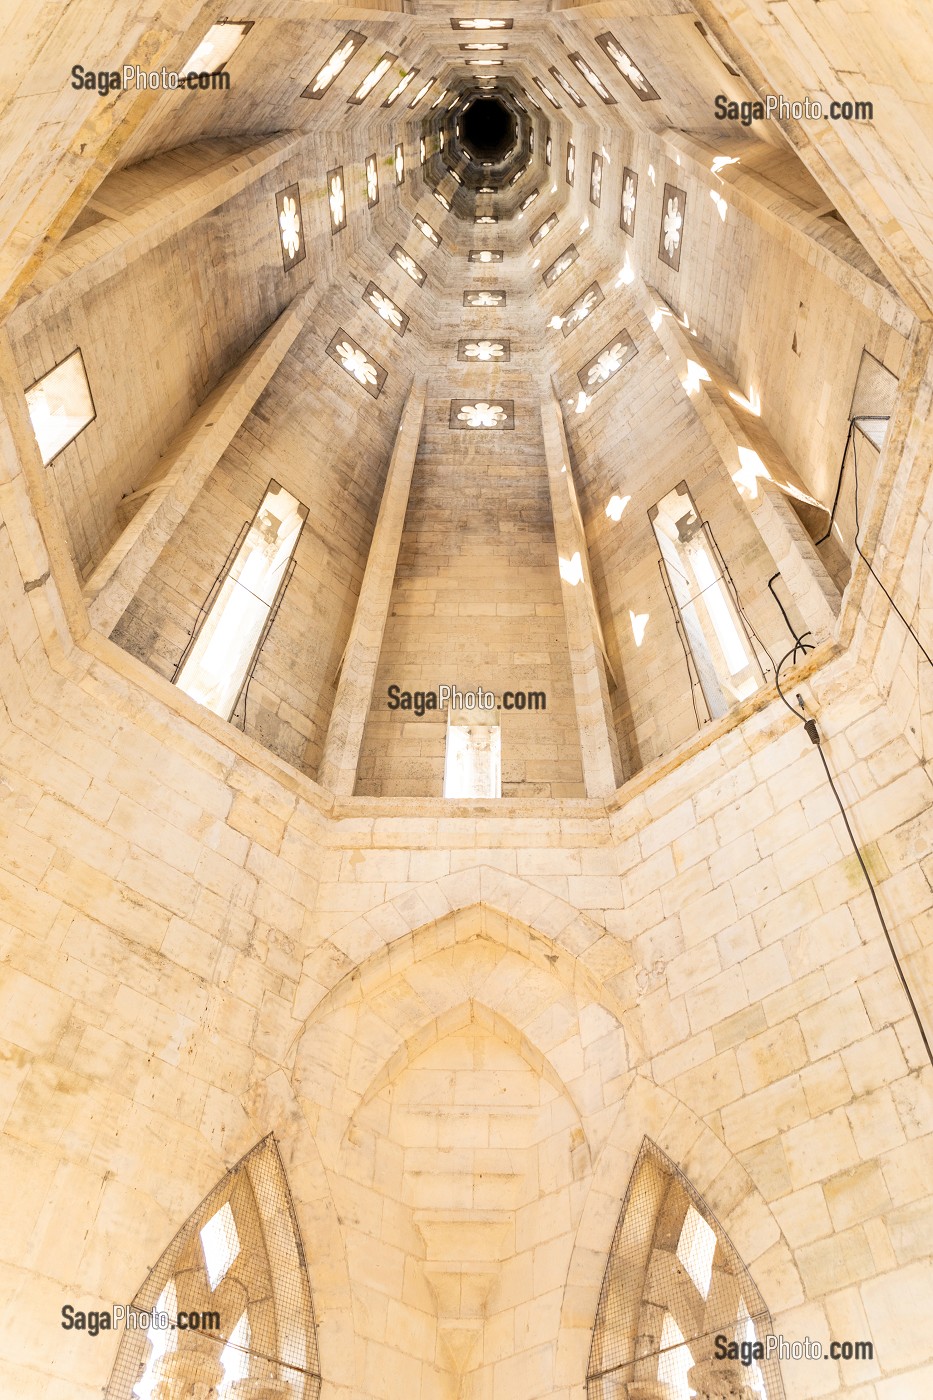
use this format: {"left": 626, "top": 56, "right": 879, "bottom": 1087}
{"left": 173, "top": 481, "right": 306, "bottom": 724}
{"left": 814, "top": 348, "right": 899, "bottom": 588}
{"left": 106, "top": 1135, "right": 321, "bottom": 1400}
{"left": 586, "top": 1139, "right": 784, "bottom": 1400}
{"left": 650, "top": 481, "right": 765, "bottom": 724}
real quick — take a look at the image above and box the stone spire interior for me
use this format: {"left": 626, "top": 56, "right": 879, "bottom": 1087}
{"left": 1, "top": 2, "right": 933, "bottom": 1398}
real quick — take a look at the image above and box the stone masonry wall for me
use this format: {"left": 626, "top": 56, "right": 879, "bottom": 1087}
{"left": 1, "top": 484, "right": 932, "bottom": 1396}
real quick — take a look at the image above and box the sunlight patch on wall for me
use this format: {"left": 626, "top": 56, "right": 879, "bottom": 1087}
{"left": 559, "top": 552, "right": 583, "bottom": 585}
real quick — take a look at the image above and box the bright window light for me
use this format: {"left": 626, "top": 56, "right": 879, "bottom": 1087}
{"left": 736, "top": 1299, "right": 768, "bottom": 1399}
{"left": 176, "top": 484, "right": 306, "bottom": 722}
{"left": 395, "top": 143, "right": 405, "bottom": 184}
{"left": 328, "top": 166, "right": 347, "bottom": 231}
{"left": 348, "top": 52, "right": 394, "bottom": 103}
{"left": 383, "top": 67, "right": 419, "bottom": 106}
{"left": 133, "top": 1280, "right": 177, "bottom": 1400}
{"left": 302, "top": 31, "right": 365, "bottom": 97}
{"left": 677, "top": 1204, "right": 717, "bottom": 1297}
{"left": 692, "top": 547, "right": 751, "bottom": 676}
{"left": 219, "top": 1311, "right": 250, "bottom": 1394}
{"left": 550, "top": 66, "right": 585, "bottom": 107}
{"left": 200, "top": 1202, "right": 241, "bottom": 1291}
{"left": 568, "top": 51, "right": 616, "bottom": 103}
{"left": 415, "top": 216, "right": 440, "bottom": 245}
{"left": 559, "top": 552, "right": 583, "bottom": 586}
{"left": 25, "top": 348, "right": 95, "bottom": 465}
{"left": 451, "top": 17, "right": 512, "bottom": 29}
{"left": 630, "top": 610, "right": 649, "bottom": 646}
{"left": 409, "top": 76, "right": 436, "bottom": 108}
{"left": 180, "top": 21, "right": 253, "bottom": 77}
{"left": 531, "top": 215, "right": 557, "bottom": 246}
{"left": 535, "top": 77, "right": 561, "bottom": 109}
{"left": 658, "top": 1314, "right": 694, "bottom": 1400}
{"left": 444, "top": 722, "right": 501, "bottom": 798}
{"left": 650, "top": 482, "right": 762, "bottom": 718}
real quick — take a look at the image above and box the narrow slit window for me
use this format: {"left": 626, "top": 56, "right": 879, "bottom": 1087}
{"left": 219, "top": 1311, "right": 251, "bottom": 1394}
{"left": 25, "top": 349, "right": 95, "bottom": 464}
{"left": 736, "top": 1299, "right": 769, "bottom": 1399}
{"left": 199, "top": 1201, "right": 240, "bottom": 1291}
{"left": 444, "top": 713, "right": 501, "bottom": 798}
{"left": 175, "top": 482, "right": 306, "bottom": 721}
{"left": 657, "top": 1314, "right": 694, "bottom": 1399}
{"left": 676, "top": 1203, "right": 717, "bottom": 1297}
{"left": 132, "top": 1280, "right": 176, "bottom": 1400}
{"left": 650, "top": 481, "right": 764, "bottom": 720}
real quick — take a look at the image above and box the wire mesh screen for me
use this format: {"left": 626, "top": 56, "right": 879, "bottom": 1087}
{"left": 106, "top": 1135, "right": 321, "bottom": 1400}
{"left": 849, "top": 348, "right": 898, "bottom": 424}
{"left": 586, "top": 1139, "right": 785, "bottom": 1400}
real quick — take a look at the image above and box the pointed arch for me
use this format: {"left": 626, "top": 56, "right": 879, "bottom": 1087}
{"left": 106, "top": 1135, "right": 322, "bottom": 1400}
{"left": 293, "top": 902, "right": 640, "bottom": 1164}
{"left": 586, "top": 1137, "right": 785, "bottom": 1400}
{"left": 299, "top": 868, "right": 635, "bottom": 1024}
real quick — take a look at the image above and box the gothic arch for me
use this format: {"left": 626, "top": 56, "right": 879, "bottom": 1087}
{"left": 290, "top": 901, "right": 641, "bottom": 1398}
{"left": 292, "top": 901, "right": 641, "bottom": 1160}
{"left": 555, "top": 1076, "right": 794, "bottom": 1400}
{"left": 299, "top": 867, "right": 636, "bottom": 1025}
{"left": 105, "top": 1134, "right": 322, "bottom": 1400}
{"left": 237, "top": 1068, "right": 357, "bottom": 1396}
{"left": 585, "top": 1137, "right": 785, "bottom": 1400}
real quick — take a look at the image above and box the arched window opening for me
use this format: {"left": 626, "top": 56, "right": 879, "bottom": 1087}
{"left": 586, "top": 1138, "right": 785, "bottom": 1400}
{"left": 107, "top": 1135, "right": 321, "bottom": 1400}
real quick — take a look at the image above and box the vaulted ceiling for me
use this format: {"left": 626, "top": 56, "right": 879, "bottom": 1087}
{"left": 0, "top": 0, "right": 928, "bottom": 793}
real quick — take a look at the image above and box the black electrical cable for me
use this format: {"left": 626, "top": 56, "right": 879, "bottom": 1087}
{"left": 767, "top": 572, "right": 814, "bottom": 662}
{"left": 774, "top": 644, "right": 933, "bottom": 1069}
{"left": 851, "top": 427, "right": 933, "bottom": 670}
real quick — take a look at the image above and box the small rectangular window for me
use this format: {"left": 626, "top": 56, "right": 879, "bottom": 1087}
{"left": 175, "top": 482, "right": 306, "bottom": 721}
{"left": 650, "top": 482, "right": 764, "bottom": 720}
{"left": 24, "top": 349, "right": 95, "bottom": 465}
{"left": 444, "top": 712, "right": 501, "bottom": 798}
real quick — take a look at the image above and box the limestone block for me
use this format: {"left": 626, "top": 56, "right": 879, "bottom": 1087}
{"left": 799, "top": 986, "right": 873, "bottom": 1060}
{"left": 861, "top": 1259, "right": 933, "bottom": 1370}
